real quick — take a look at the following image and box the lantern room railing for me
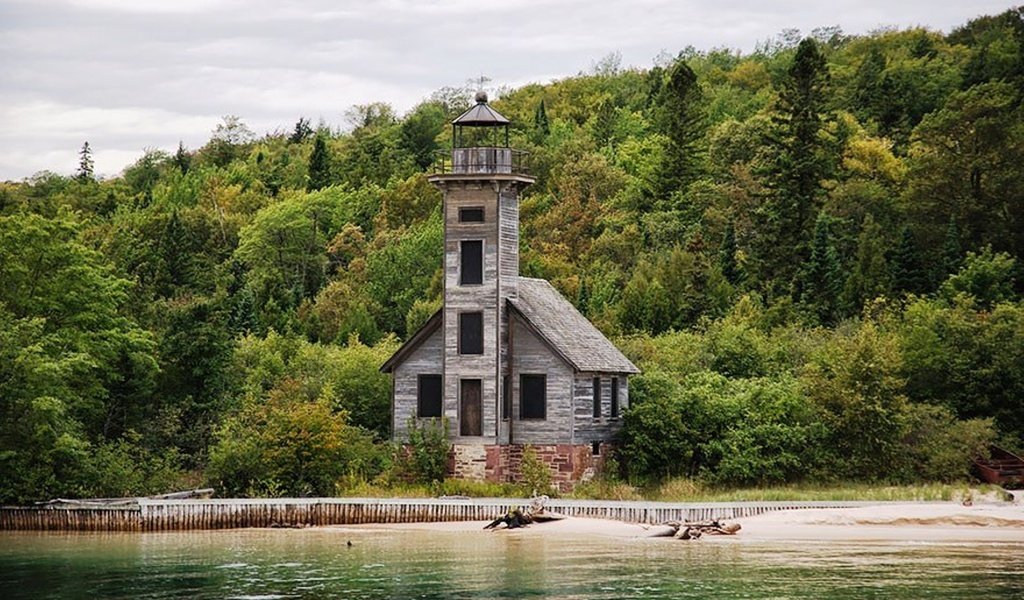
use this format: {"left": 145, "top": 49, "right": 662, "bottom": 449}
{"left": 433, "top": 147, "right": 530, "bottom": 176}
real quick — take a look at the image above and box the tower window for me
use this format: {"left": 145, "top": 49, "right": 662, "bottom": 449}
{"left": 460, "top": 240, "right": 483, "bottom": 285}
{"left": 520, "top": 374, "right": 546, "bottom": 419}
{"left": 459, "top": 312, "right": 483, "bottom": 355}
{"left": 611, "top": 377, "right": 620, "bottom": 418}
{"left": 592, "top": 376, "right": 601, "bottom": 418}
{"left": 459, "top": 207, "right": 485, "bottom": 222}
{"left": 417, "top": 374, "right": 442, "bottom": 418}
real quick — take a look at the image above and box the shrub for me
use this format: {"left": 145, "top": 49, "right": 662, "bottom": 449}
{"left": 406, "top": 417, "right": 449, "bottom": 483}
{"left": 207, "top": 380, "right": 385, "bottom": 497}
{"left": 519, "top": 445, "right": 554, "bottom": 496}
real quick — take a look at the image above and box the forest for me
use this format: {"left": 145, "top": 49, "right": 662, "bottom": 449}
{"left": 1, "top": 8, "right": 1023, "bottom": 503}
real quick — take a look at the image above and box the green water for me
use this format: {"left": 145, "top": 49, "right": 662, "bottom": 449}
{"left": 1, "top": 528, "right": 1022, "bottom": 599}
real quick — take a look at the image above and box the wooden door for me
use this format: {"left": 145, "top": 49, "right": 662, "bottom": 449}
{"left": 460, "top": 379, "right": 482, "bottom": 436}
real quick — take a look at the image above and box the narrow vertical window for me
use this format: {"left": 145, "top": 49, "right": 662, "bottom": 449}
{"left": 459, "top": 312, "right": 483, "bottom": 355}
{"left": 502, "top": 375, "right": 511, "bottom": 420}
{"left": 611, "top": 377, "right": 620, "bottom": 418}
{"left": 460, "top": 240, "right": 483, "bottom": 285}
{"left": 592, "top": 376, "right": 601, "bottom": 418}
{"left": 520, "top": 374, "right": 546, "bottom": 419}
{"left": 417, "top": 374, "right": 442, "bottom": 418}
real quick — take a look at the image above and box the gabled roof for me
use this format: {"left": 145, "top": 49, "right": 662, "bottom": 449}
{"left": 379, "top": 309, "right": 442, "bottom": 373}
{"left": 452, "top": 102, "right": 510, "bottom": 127}
{"left": 510, "top": 277, "right": 640, "bottom": 374}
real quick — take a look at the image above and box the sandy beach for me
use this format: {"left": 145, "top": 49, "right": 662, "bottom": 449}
{"left": 347, "top": 502, "right": 1024, "bottom": 543}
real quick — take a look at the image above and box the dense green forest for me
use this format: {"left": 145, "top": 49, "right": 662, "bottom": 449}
{"left": 2, "top": 8, "right": 1023, "bottom": 502}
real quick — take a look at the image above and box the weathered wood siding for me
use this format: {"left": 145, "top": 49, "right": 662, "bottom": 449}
{"left": 573, "top": 373, "right": 629, "bottom": 444}
{"left": 443, "top": 181, "right": 501, "bottom": 443}
{"left": 509, "top": 318, "right": 574, "bottom": 444}
{"left": 392, "top": 325, "right": 444, "bottom": 440}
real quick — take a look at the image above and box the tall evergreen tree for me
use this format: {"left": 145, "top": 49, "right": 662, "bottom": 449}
{"left": 799, "top": 213, "right": 843, "bottom": 324}
{"left": 754, "top": 38, "right": 832, "bottom": 290}
{"left": 719, "top": 220, "right": 743, "bottom": 286}
{"left": 155, "top": 210, "right": 194, "bottom": 297}
{"left": 77, "top": 141, "right": 94, "bottom": 182}
{"left": 940, "top": 217, "right": 964, "bottom": 280}
{"left": 307, "top": 134, "right": 331, "bottom": 191}
{"left": 852, "top": 45, "right": 886, "bottom": 124}
{"left": 843, "top": 214, "right": 890, "bottom": 313}
{"left": 290, "top": 117, "right": 313, "bottom": 144}
{"left": 890, "top": 226, "right": 930, "bottom": 295}
{"left": 533, "top": 99, "right": 550, "bottom": 138}
{"left": 173, "top": 141, "right": 191, "bottom": 175}
{"left": 655, "top": 59, "right": 706, "bottom": 202}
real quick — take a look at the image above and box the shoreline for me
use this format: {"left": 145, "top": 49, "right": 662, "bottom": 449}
{"left": 344, "top": 502, "right": 1024, "bottom": 543}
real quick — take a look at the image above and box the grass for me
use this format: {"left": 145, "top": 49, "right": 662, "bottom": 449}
{"left": 572, "top": 479, "right": 1004, "bottom": 503}
{"left": 335, "top": 475, "right": 1001, "bottom": 503}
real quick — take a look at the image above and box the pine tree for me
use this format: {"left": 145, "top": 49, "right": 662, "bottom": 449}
{"left": 719, "top": 220, "right": 742, "bottom": 286}
{"left": 173, "top": 141, "right": 191, "bottom": 175}
{"left": 799, "top": 213, "right": 843, "bottom": 324}
{"left": 229, "top": 286, "right": 259, "bottom": 335}
{"left": 655, "top": 59, "right": 706, "bottom": 202}
{"left": 533, "top": 99, "right": 550, "bottom": 138}
{"left": 940, "top": 218, "right": 964, "bottom": 280}
{"left": 290, "top": 117, "right": 313, "bottom": 144}
{"left": 155, "top": 210, "right": 194, "bottom": 296}
{"left": 77, "top": 141, "right": 94, "bottom": 182}
{"left": 576, "top": 277, "right": 591, "bottom": 316}
{"left": 889, "top": 226, "right": 929, "bottom": 295}
{"left": 843, "top": 214, "right": 890, "bottom": 313}
{"left": 852, "top": 46, "right": 886, "bottom": 124}
{"left": 307, "top": 134, "right": 331, "bottom": 191}
{"left": 754, "top": 38, "right": 832, "bottom": 289}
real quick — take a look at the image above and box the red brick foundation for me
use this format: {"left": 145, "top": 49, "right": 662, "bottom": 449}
{"left": 448, "top": 443, "right": 613, "bottom": 492}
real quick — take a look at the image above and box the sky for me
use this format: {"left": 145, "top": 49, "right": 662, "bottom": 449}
{"left": 0, "top": 0, "right": 1013, "bottom": 180}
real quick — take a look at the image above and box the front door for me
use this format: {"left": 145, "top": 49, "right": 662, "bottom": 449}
{"left": 460, "top": 379, "right": 482, "bottom": 436}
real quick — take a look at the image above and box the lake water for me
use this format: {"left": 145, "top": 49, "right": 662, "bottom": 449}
{"left": 1, "top": 527, "right": 1022, "bottom": 599}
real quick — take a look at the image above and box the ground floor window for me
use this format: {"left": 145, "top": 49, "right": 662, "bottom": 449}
{"left": 417, "top": 374, "right": 442, "bottom": 418}
{"left": 520, "top": 374, "right": 546, "bottom": 419}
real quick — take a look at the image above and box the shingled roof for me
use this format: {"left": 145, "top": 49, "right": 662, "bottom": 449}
{"left": 509, "top": 277, "right": 639, "bottom": 374}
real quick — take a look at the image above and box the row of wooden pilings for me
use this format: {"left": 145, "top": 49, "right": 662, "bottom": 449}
{"left": 0, "top": 498, "right": 881, "bottom": 532}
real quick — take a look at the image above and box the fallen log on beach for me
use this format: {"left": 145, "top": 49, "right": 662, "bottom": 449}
{"left": 649, "top": 519, "right": 742, "bottom": 540}
{"left": 484, "top": 495, "right": 566, "bottom": 530}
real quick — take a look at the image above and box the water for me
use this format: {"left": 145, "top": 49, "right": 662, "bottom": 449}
{"left": 1, "top": 528, "right": 1022, "bottom": 599}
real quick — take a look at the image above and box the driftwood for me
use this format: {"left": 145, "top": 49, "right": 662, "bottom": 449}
{"left": 484, "top": 495, "right": 565, "bottom": 530}
{"left": 650, "top": 519, "right": 742, "bottom": 540}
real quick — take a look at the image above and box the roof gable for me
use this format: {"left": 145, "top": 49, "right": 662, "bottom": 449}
{"left": 510, "top": 277, "right": 640, "bottom": 374}
{"left": 379, "top": 310, "right": 442, "bottom": 373}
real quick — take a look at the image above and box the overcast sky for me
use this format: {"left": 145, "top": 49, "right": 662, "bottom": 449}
{"left": 0, "top": 0, "right": 1012, "bottom": 180}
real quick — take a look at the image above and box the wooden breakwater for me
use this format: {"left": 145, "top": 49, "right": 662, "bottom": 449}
{"left": 0, "top": 497, "right": 893, "bottom": 532}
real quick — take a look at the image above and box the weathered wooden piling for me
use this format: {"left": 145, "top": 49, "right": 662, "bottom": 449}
{"left": 0, "top": 498, "right": 891, "bottom": 531}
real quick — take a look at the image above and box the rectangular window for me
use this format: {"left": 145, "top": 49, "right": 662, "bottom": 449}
{"left": 502, "top": 375, "right": 511, "bottom": 420}
{"left": 459, "top": 312, "right": 483, "bottom": 355}
{"left": 591, "top": 441, "right": 601, "bottom": 456}
{"left": 417, "top": 374, "right": 442, "bottom": 418}
{"left": 611, "top": 377, "right": 620, "bottom": 418}
{"left": 520, "top": 374, "right": 546, "bottom": 419}
{"left": 592, "top": 376, "right": 602, "bottom": 418}
{"left": 459, "top": 207, "right": 485, "bottom": 222}
{"left": 460, "top": 240, "right": 483, "bottom": 285}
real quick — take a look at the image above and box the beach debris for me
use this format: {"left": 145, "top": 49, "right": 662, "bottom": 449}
{"left": 484, "top": 495, "right": 567, "bottom": 530}
{"left": 650, "top": 519, "right": 741, "bottom": 540}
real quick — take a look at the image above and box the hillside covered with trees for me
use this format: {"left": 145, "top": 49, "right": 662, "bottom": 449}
{"left": 1, "top": 8, "right": 1023, "bottom": 502}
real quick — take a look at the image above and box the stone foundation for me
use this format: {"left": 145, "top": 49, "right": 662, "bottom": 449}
{"left": 448, "top": 443, "right": 613, "bottom": 492}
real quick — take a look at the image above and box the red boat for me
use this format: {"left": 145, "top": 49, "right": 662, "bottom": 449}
{"left": 974, "top": 445, "right": 1024, "bottom": 487}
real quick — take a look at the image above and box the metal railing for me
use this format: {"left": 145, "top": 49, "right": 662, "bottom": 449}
{"left": 433, "top": 147, "right": 530, "bottom": 176}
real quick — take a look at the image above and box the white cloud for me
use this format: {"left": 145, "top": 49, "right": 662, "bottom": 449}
{"left": 0, "top": 0, "right": 1015, "bottom": 179}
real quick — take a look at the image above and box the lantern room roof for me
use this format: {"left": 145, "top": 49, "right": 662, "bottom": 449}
{"left": 452, "top": 93, "right": 510, "bottom": 127}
